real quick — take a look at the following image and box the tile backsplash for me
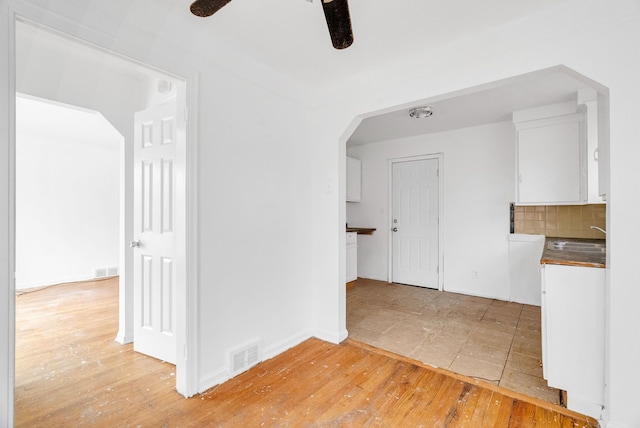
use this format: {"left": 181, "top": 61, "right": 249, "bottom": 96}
{"left": 514, "top": 204, "right": 606, "bottom": 239}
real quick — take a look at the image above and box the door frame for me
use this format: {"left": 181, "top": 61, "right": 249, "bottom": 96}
{"left": 387, "top": 154, "right": 444, "bottom": 291}
{"left": 4, "top": 3, "right": 200, "bottom": 409}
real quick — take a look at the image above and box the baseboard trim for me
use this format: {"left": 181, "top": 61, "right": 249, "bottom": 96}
{"left": 114, "top": 330, "right": 133, "bottom": 345}
{"left": 16, "top": 275, "right": 117, "bottom": 292}
{"left": 443, "top": 287, "right": 509, "bottom": 302}
{"left": 198, "top": 331, "right": 314, "bottom": 394}
{"left": 198, "top": 368, "right": 229, "bottom": 394}
{"left": 262, "top": 331, "right": 313, "bottom": 361}
{"left": 314, "top": 327, "right": 348, "bottom": 344}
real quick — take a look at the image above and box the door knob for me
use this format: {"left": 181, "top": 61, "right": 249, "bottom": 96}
{"left": 392, "top": 227, "right": 398, "bottom": 232}
{"left": 129, "top": 240, "right": 142, "bottom": 248}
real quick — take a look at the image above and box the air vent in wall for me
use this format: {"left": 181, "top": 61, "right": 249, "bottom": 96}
{"left": 229, "top": 339, "right": 262, "bottom": 378}
{"left": 93, "top": 267, "right": 119, "bottom": 279}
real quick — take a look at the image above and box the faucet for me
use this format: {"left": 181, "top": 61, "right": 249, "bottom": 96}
{"left": 590, "top": 226, "right": 607, "bottom": 235}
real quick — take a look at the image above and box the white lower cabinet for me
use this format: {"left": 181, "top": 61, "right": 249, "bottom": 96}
{"left": 346, "top": 232, "right": 357, "bottom": 282}
{"left": 541, "top": 263, "right": 605, "bottom": 419}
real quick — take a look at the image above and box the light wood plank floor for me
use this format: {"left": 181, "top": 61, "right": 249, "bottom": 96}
{"left": 15, "top": 278, "right": 598, "bottom": 427}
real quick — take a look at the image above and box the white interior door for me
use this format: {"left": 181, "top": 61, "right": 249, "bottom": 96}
{"left": 132, "top": 101, "right": 178, "bottom": 364}
{"left": 391, "top": 158, "right": 439, "bottom": 288}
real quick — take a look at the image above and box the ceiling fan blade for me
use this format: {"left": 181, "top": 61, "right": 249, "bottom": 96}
{"left": 321, "top": 0, "right": 354, "bottom": 50}
{"left": 190, "top": 0, "right": 233, "bottom": 17}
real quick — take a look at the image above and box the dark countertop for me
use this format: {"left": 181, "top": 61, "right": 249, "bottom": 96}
{"left": 540, "top": 237, "right": 606, "bottom": 268}
{"left": 346, "top": 227, "right": 376, "bottom": 235}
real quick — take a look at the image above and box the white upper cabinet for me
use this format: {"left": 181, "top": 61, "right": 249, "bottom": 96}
{"left": 514, "top": 102, "right": 589, "bottom": 205}
{"left": 596, "top": 92, "right": 609, "bottom": 200}
{"left": 346, "top": 156, "right": 361, "bottom": 202}
{"left": 579, "top": 87, "right": 605, "bottom": 203}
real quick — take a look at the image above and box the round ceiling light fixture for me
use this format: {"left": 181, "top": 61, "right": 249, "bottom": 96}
{"left": 408, "top": 106, "right": 434, "bottom": 119}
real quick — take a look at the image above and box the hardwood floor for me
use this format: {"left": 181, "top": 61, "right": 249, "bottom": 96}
{"left": 15, "top": 278, "right": 598, "bottom": 427}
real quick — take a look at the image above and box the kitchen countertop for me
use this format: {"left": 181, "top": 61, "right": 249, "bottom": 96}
{"left": 540, "top": 237, "right": 606, "bottom": 268}
{"left": 346, "top": 227, "right": 376, "bottom": 235}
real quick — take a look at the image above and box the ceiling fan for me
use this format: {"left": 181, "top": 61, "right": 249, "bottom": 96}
{"left": 189, "top": 0, "right": 354, "bottom": 49}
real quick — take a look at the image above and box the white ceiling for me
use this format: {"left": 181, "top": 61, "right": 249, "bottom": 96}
{"left": 175, "top": 0, "right": 567, "bottom": 87}
{"left": 17, "top": 0, "right": 604, "bottom": 148}
{"left": 16, "top": 21, "right": 171, "bottom": 85}
{"left": 22, "top": 0, "right": 570, "bottom": 88}
{"left": 348, "top": 68, "right": 600, "bottom": 146}
{"left": 16, "top": 95, "right": 123, "bottom": 146}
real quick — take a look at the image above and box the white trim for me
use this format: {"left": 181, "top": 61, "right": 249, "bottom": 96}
{"left": 387, "top": 154, "right": 444, "bottom": 291}
{"left": 198, "top": 368, "right": 229, "bottom": 394}
{"left": 315, "top": 327, "right": 349, "bottom": 344}
{"left": 114, "top": 330, "right": 134, "bottom": 345}
{"left": 15, "top": 276, "right": 117, "bottom": 291}
{"left": 116, "top": 82, "right": 133, "bottom": 345}
{"left": 7, "top": 3, "right": 200, "bottom": 403}
{"left": 262, "top": 331, "right": 314, "bottom": 361}
{"left": 176, "top": 75, "right": 200, "bottom": 398}
{"left": 566, "top": 396, "right": 603, "bottom": 422}
{"left": 1, "top": 4, "right": 17, "bottom": 426}
{"left": 198, "top": 331, "right": 313, "bottom": 394}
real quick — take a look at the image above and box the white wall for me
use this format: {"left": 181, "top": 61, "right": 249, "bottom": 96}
{"left": 15, "top": 97, "right": 121, "bottom": 289}
{"left": 6, "top": 0, "right": 316, "bottom": 400}
{"left": 196, "top": 72, "right": 313, "bottom": 387}
{"left": 348, "top": 122, "right": 515, "bottom": 300}
{"left": 0, "top": 3, "right": 14, "bottom": 424}
{"left": 310, "top": 2, "right": 640, "bottom": 427}
{"left": 2, "top": 1, "right": 640, "bottom": 428}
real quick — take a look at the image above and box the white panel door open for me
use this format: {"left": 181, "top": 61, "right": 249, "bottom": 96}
{"left": 132, "top": 101, "right": 178, "bottom": 364}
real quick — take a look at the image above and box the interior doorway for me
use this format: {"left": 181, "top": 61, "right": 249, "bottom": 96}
{"left": 15, "top": 94, "right": 123, "bottom": 292}
{"left": 13, "top": 17, "right": 194, "bottom": 400}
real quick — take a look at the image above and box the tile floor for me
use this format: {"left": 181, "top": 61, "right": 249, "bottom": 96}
{"left": 346, "top": 278, "right": 560, "bottom": 405}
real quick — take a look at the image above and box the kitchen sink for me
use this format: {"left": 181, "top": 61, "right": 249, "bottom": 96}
{"left": 546, "top": 240, "right": 606, "bottom": 254}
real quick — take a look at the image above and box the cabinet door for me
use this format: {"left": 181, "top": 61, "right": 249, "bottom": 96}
{"left": 542, "top": 264, "right": 605, "bottom": 409}
{"left": 597, "top": 93, "right": 609, "bottom": 199}
{"left": 585, "top": 100, "right": 604, "bottom": 203}
{"left": 346, "top": 232, "right": 357, "bottom": 282}
{"left": 346, "top": 156, "right": 361, "bottom": 202}
{"left": 517, "top": 115, "right": 585, "bottom": 205}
